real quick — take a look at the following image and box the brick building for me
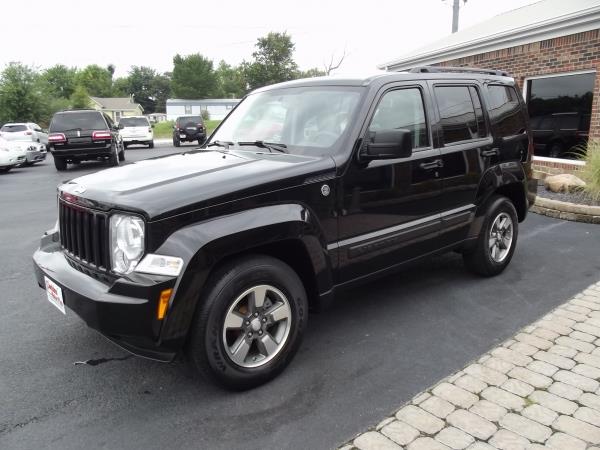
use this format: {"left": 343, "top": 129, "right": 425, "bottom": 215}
{"left": 379, "top": 0, "right": 600, "bottom": 159}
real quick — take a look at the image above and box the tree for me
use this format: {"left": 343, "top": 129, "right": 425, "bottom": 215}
{"left": 0, "top": 63, "right": 47, "bottom": 123}
{"left": 112, "top": 67, "right": 172, "bottom": 114}
{"left": 171, "top": 54, "right": 217, "bottom": 99}
{"left": 70, "top": 85, "right": 91, "bottom": 109}
{"left": 152, "top": 73, "right": 171, "bottom": 113}
{"left": 243, "top": 32, "right": 298, "bottom": 90}
{"left": 76, "top": 65, "right": 113, "bottom": 97}
{"left": 296, "top": 67, "right": 326, "bottom": 79}
{"left": 42, "top": 65, "right": 78, "bottom": 99}
{"left": 215, "top": 61, "right": 246, "bottom": 98}
{"left": 323, "top": 49, "right": 347, "bottom": 75}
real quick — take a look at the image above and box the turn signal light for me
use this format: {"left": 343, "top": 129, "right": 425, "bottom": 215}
{"left": 157, "top": 288, "right": 173, "bottom": 320}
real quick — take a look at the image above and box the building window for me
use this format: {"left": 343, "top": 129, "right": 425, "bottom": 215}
{"left": 526, "top": 72, "right": 595, "bottom": 157}
{"left": 114, "top": 111, "right": 122, "bottom": 121}
{"left": 185, "top": 105, "right": 192, "bottom": 114}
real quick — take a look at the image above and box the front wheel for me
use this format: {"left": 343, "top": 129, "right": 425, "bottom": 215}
{"left": 463, "top": 196, "right": 519, "bottom": 277}
{"left": 549, "top": 143, "right": 563, "bottom": 158}
{"left": 187, "top": 255, "right": 308, "bottom": 390}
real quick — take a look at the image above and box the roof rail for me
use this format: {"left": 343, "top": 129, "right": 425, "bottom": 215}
{"left": 408, "top": 66, "right": 510, "bottom": 77}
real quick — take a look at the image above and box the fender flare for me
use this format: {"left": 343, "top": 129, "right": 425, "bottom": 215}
{"left": 154, "top": 204, "right": 333, "bottom": 348}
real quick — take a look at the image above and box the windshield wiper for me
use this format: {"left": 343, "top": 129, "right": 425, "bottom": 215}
{"left": 206, "top": 140, "right": 234, "bottom": 149}
{"left": 237, "top": 141, "right": 288, "bottom": 154}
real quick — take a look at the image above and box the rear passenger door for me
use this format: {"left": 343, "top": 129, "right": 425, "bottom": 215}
{"left": 430, "top": 82, "right": 492, "bottom": 242}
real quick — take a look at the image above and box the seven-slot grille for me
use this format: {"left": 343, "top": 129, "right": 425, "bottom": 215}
{"left": 59, "top": 200, "right": 109, "bottom": 270}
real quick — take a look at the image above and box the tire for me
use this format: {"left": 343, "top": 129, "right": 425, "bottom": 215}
{"left": 549, "top": 143, "right": 563, "bottom": 158}
{"left": 149, "top": 140, "right": 154, "bottom": 149}
{"left": 173, "top": 137, "right": 180, "bottom": 147}
{"left": 198, "top": 138, "right": 204, "bottom": 146}
{"left": 0, "top": 167, "right": 11, "bottom": 173}
{"left": 187, "top": 255, "right": 308, "bottom": 390}
{"left": 108, "top": 143, "right": 119, "bottom": 167}
{"left": 53, "top": 156, "right": 67, "bottom": 171}
{"left": 123, "top": 143, "right": 128, "bottom": 149}
{"left": 118, "top": 149, "right": 125, "bottom": 161}
{"left": 463, "top": 195, "right": 519, "bottom": 277}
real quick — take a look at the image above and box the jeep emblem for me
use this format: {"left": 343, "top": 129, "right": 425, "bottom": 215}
{"left": 321, "top": 184, "right": 330, "bottom": 197}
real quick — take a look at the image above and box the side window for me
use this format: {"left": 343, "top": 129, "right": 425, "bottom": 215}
{"left": 469, "top": 87, "right": 487, "bottom": 138}
{"left": 435, "top": 86, "right": 480, "bottom": 145}
{"left": 487, "top": 85, "right": 526, "bottom": 137}
{"left": 368, "top": 88, "right": 429, "bottom": 149}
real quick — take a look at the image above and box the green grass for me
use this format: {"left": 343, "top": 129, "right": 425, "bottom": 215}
{"left": 580, "top": 140, "right": 600, "bottom": 201}
{"left": 152, "top": 120, "right": 222, "bottom": 140}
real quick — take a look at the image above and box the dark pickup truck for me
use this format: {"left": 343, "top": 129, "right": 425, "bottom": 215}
{"left": 34, "top": 67, "right": 536, "bottom": 389}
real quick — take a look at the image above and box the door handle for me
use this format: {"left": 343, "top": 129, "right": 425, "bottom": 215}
{"left": 419, "top": 159, "right": 443, "bottom": 170}
{"left": 481, "top": 148, "right": 500, "bottom": 157}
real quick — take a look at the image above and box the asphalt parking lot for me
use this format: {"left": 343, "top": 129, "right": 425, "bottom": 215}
{"left": 1, "top": 143, "right": 600, "bottom": 450}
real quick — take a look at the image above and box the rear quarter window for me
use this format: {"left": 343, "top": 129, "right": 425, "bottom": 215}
{"left": 487, "top": 85, "right": 527, "bottom": 137}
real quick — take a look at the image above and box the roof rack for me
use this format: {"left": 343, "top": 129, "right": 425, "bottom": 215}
{"left": 408, "top": 66, "right": 510, "bottom": 77}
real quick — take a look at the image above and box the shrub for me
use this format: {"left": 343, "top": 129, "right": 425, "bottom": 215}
{"left": 201, "top": 109, "right": 210, "bottom": 121}
{"left": 580, "top": 140, "right": 600, "bottom": 200}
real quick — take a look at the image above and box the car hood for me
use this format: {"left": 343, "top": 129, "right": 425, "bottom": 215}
{"left": 60, "top": 150, "right": 336, "bottom": 220}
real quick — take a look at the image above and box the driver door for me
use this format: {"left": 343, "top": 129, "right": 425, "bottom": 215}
{"left": 336, "top": 83, "right": 444, "bottom": 283}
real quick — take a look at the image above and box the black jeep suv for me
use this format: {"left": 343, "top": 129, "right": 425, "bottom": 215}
{"left": 172, "top": 115, "right": 206, "bottom": 146}
{"left": 48, "top": 110, "right": 124, "bottom": 171}
{"left": 34, "top": 68, "right": 536, "bottom": 389}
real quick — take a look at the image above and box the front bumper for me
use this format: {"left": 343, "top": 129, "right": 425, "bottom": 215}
{"left": 26, "top": 150, "right": 47, "bottom": 163}
{"left": 33, "top": 231, "right": 178, "bottom": 361}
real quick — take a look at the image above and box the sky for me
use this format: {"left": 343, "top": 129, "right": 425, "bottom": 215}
{"left": 0, "top": 0, "right": 540, "bottom": 78}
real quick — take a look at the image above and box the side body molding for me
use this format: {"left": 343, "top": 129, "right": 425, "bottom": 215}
{"left": 153, "top": 204, "right": 334, "bottom": 351}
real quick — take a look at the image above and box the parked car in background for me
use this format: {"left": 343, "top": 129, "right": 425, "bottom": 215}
{"left": 172, "top": 115, "right": 206, "bottom": 147}
{"left": 119, "top": 116, "right": 154, "bottom": 148}
{"left": 47, "top": 110, "right": 124, "bottom": 171}
{"left": 0, "top": 137, "right": 27, "bottom": 172}
{"left": 0, "top": 122, "right": 48, "bottom": 145}
{"left": 529, "top": 112, "right": 590, "bottom": 158}
{"left": 23, "top": 142, "right": 47, "bottom": 166}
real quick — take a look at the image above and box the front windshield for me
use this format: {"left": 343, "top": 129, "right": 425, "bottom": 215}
{"left": 209, "top": 86, "right": 363, "bottom": 154}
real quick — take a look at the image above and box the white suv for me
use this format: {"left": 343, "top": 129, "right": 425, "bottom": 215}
{"left": 0, "top": 122, "right": 48, "bottom": 144}
{"left": 118, "top": 116, "right": 154, "bottom": 148}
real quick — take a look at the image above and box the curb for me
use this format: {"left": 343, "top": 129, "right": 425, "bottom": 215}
{"left": 531, "top": 196, "right": 600, "bottom": 224}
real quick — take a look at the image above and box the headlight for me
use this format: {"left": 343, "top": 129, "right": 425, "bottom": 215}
{"left": 110, "top": 214, "right": 145, "bottom": 274}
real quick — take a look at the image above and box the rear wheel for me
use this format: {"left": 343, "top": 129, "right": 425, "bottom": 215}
{"left": 149, "top": 140, "right": 154, "bottom": 149}
{"left": 173, "top": 137, "right": 180, "bottom": 147}
{"left": 108, "top": 143, "right": 119, "bottom": 167}
{"left": 463, "top": 196, "right": 518, "bottom": 277}
{"left": 0, "top": 167, "right": 11, "bottom": 173}
{"left": 187, "top": 255, "right": 308, "bottom": 390}
{"left": 53, "top": 156, "right": 67, "bottom": 171}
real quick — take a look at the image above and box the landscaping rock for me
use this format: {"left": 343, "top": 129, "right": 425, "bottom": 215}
{"left": 544, "top": 174, "right": 586, "bottom": 193}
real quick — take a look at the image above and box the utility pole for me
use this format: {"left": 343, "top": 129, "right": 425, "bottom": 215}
{"left": 452, "top": 0, "right": 460, "bottom": 33}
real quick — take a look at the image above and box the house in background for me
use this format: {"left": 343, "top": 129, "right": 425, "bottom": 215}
{"left": 90, "top": 96, "right": 144, "bottom": 122}
{"left": 378, "top": 0, "right": 600, "bottom": 161}
{"left": 147, "top": 112, "right": 167, "bottom": 123}
{"left": 166, "top": 99, "right": 240, "bottom": 121}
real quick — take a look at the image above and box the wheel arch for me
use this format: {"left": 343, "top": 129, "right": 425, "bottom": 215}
{"left": 154, "top": 204, "right": 333, "bottom": 350}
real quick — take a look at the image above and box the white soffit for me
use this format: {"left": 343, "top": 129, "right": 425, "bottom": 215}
{"left": 379, "top": 0, "right": 600, "bottom": 71}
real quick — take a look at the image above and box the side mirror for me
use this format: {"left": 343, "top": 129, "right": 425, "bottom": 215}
{"left": 361, "top": 129, "right": 413, "bottom": 160}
